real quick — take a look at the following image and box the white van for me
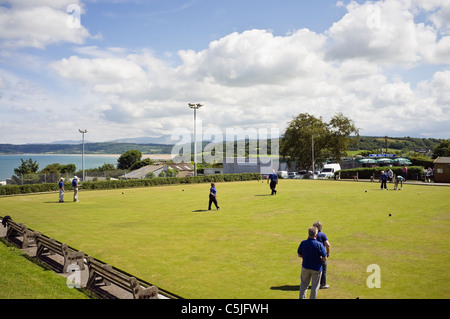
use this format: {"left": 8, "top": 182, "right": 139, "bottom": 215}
{"left": 318, "top": 163, "right": 341, "bottom": 179}
{"left": 277, "top": 171, "right": 289, "bottom": 179}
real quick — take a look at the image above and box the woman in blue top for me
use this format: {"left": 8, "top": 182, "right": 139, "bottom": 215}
{"left": 208, "top": 182, "right": 220, "bottom": 211}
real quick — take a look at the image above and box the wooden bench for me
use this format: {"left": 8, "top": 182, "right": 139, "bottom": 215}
{"left": 4, "top": 217, "right": 40, "bottom": 249}
{"left": 35, "top": 233, "right": 85, "bottom": 273}
{"left": 86, "top": 256, "right": 159, "bottom": 299}
{"left": 339, "top": 172, "right": 358, "bottom": 181}
{"left": 370, "top": 174, "right": 381, "bottom": 182}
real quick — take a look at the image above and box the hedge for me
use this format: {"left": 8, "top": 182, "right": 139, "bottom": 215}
{"left": 337, "top": 166, "right": 425, "bottom": 181}
{"left": 0, "top": 173, "right": 262, "bottom": 196}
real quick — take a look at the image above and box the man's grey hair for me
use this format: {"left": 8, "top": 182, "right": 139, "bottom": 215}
{"left": 308, "top": 226, "right": 318, "bottom": 238}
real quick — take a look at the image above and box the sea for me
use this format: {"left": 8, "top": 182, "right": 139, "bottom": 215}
{"left": 0, "top": 154, "right": 120, "bottom": 181}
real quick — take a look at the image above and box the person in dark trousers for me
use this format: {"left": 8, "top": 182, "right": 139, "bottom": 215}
{"left": 267, "top": 170, "right": 278, "bottom": 195}
{"left": 313, "top": 221, "right": 331, "bottom": 289}
{"left": 380, "top": 170, "right": 388, "bottom": 190}
{"left": 208, "top": 182, "right": 220, "bottom": 211}
{"left": 298, "top": 226, "right": 327, "bottom": 299}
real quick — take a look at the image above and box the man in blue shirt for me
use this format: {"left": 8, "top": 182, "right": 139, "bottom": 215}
{"left": 58, "top": 177, "right": 65, "bottom": 202}
{"left": 313, "top": 221, "right": 331, "bottom": 289}
{"left": 267, "top": 170, "right": 278, "bottom": 195}
{"left": 297, "top": 226, "right": 327, "bottom": 299}
{"left": 208, "top": 182, "right": 220, "bottom": 211}
{"left": 72, "top": 176, "right": 81, "bottom": 202}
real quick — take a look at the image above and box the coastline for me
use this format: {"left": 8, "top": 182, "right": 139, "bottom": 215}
{"left": 0, "top": 154, "right": 175, "bottom": 181}
{"left": 0, "top": 153, "right": 174, "bottom": 159}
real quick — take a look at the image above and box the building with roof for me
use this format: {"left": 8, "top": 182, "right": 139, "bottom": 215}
{"left": 223, "top": 157, "right": 280, "bottom": 175}
{"left": 433, "top": 157, "right": 450, "bottom": 183}
{"left": 120, "top": 163, "right": 194, "bottom": 179}
{"left": 121, "top": 165, "right": 165, "bottom": 179}
{"left": 164, "top": 163, "right": 194, "bottom": 177}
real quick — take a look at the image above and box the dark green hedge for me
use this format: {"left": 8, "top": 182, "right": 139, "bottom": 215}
{"left": 338, "top": 166, "right": 425, "bottom": 181}
{"left": 0, "top": 173, "right": 261, "bottom": 196}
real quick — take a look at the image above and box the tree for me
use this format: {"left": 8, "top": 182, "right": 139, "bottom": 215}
{"left": 12, "top": 158, "right": 40, "bottom": 184}
{"left": 60, "top": 164, "right": 76, "bottom": 175}
{"left": 117, "top": 150, "right": 142, "bottom": 170}
{"left": 129, "top": 158, "right": 155, "bottom": 170}
{"left": 280, "top": 113, "right": 329, "bottom": 170}
{"left": 327, "top": 112, "right": 360, "bottom": 160}
{"left": 280, "top": 113, "right": 359, "bottom": 169}
{"left": 14, "top": 158, "right": 39, "bottom": 175}
{"left": 38, "top": 163, "right": 77, "bottom": 183}
{"left": 433, "top": 139, "right": 450, "bottom": 158}
{"left": 99, "top": 163, "right": 115, "bottom": 171}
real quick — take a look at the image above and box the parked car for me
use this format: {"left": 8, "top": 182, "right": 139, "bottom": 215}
{"left": 288, "top": 172, "right": 300, "bottom": 179}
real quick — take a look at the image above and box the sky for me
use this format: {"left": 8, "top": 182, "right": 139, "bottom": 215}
{"left": 0, "top": 0, "right": 449, "bottom": 145}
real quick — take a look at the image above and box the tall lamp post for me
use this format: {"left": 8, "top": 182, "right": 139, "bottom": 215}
{"left": 79, "top": 129, "right": 88, "bottom": 181}
{"left": 188, "top": 103, "right": 203, "bottom": 176}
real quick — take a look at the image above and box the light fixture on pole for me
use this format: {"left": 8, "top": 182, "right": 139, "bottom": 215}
{"left": 188, "top": 103, "right": 203, "bottom": 176}
{"left": 79, "top": 129, "right": 88, "bottom": 182}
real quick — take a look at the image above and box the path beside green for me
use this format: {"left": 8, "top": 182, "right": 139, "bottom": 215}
{"left": 1, "top": 180, "right": 449, "bottom": 298}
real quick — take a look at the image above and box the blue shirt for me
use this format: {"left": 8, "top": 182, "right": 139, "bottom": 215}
{"left": 72, "top": 179, "right": 78, "bottom": 187}
{"left": 269, "top": 173, "right": 278, "bottom": 182}
{"left": 297, "top": 238, "right": 327, "bottom": 271}
{"left": 58, "top": 181, "right": 64, "bottom": 189}
{"left": 210, "top": 187, "right": 217, "bottom": 197}
{"left": 316, "top": 231, "right": 328, "bottom": 246}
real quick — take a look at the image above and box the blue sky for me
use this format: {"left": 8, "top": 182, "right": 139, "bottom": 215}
{"left": 0, "top": 0, "right": 449, "bottom": 144}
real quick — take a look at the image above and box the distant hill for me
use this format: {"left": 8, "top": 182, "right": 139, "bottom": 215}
{"left": 351, "top": 136, "right": 443, "bottom": 153}
{"left": 49, "top": 135, "right": 174, "bottom": 145}
{"left": 0, "top": 142, "right": 173, "bottom": 155}
{"left": 0, "top": 136, "right": 444, "bottom": 156}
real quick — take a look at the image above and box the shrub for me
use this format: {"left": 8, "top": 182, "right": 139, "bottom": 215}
{"left": 337, "top": 166, "right": 425, "bottom": 181}
{"left": 0, "top": 173, "right": 261, "bottom": 196}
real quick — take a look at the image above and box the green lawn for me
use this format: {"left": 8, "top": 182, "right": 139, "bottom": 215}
{"left": 1, "top": 179, "right": 449, "bottom": 299}
{"left": 0, "top": 239, "right": 89, "bottom": 299}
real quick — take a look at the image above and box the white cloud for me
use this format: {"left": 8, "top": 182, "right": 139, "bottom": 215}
{"left": 178, "top": 29, "right": 327, "bottom": 86}
{"left": 326, "top": 0, "right": 437, "bottom": 65}
{"left": 0, "top": 0, "right": 92, "bottom": 49}
{"left": 1, "top": 0, "right": 450, "bottom": 144}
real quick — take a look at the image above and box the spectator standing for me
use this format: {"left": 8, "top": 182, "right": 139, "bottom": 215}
{"left": 388, "top": 169, "right": 394, "bottom": 182}
{"left": 72, "top": 176, "right": 81, "bottom": 202}
{"left": 267, "top": 169, "right": 278, "bottom": 195}
{"left": 425, "top": 167, "right": 433, "bottom": 183}
{"left": 313, "top": 221, "right": 331, "bottom": 289}
{"left": 380, "top": 170, "right": 388, "bottom": 190}
{"left": 297, "top": 226, "right": 327, "bottom": 299}
{"left": 208, "top": 182, "right": 220, "bottom": 211}
{"left": 58, "top": 177, "right": 65, "bottom": 202}
{"left": 402, "top": 165, "right": 408, "bottom": 181}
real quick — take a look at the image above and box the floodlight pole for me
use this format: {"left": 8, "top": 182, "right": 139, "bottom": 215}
{"left": 79, "top": 129, "right": 88, "bottom": 181}
{"left": 188, "top": 103, "right": 203, "bottom": 176}
{"left": 312, "top": 134, "right": 314, "bottom": 173}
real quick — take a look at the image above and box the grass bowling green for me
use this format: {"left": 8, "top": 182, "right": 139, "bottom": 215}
{"left": 1, "top": 179, "right": 449, "bottom": 299}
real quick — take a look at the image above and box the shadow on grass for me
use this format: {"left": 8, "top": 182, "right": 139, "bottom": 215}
{"left": 270, "top": 285, "right": 299, "bottom": 291}
{"left": 192, "top": 209, "right": 211, "bottom": 213}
